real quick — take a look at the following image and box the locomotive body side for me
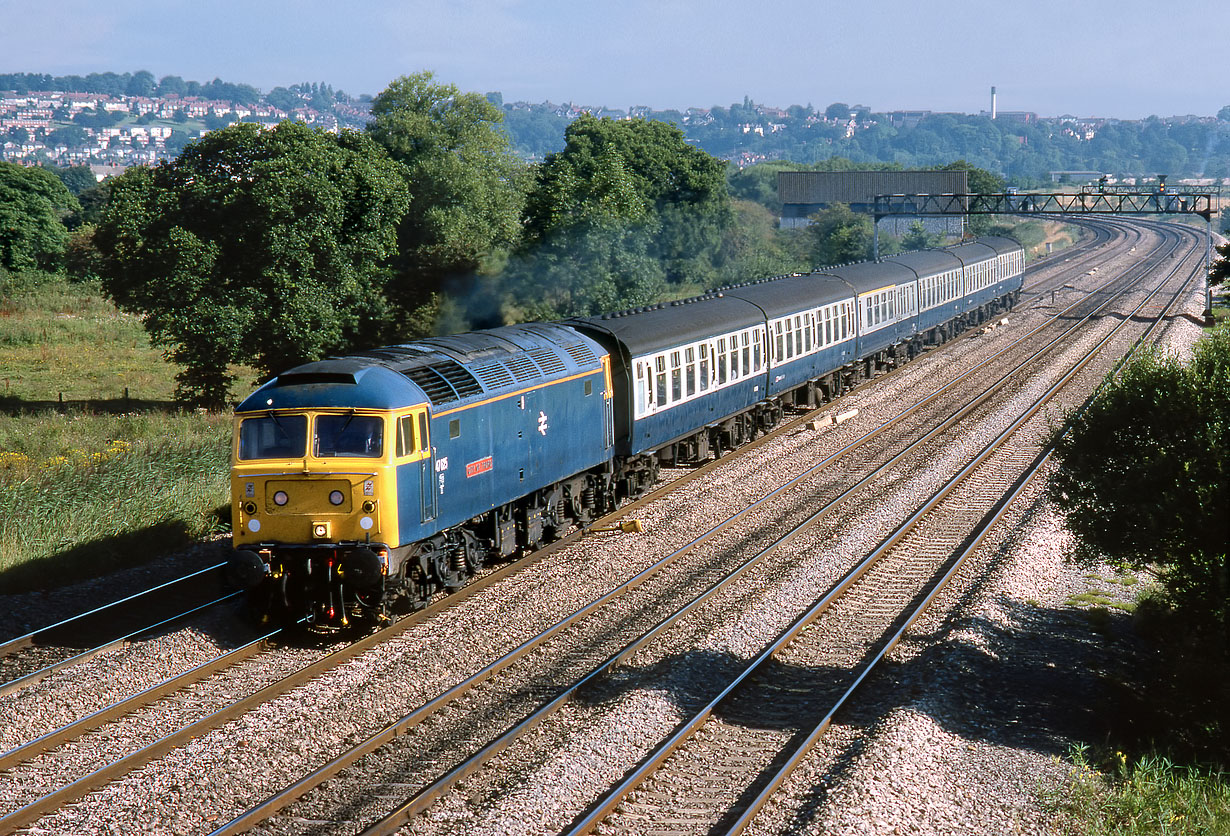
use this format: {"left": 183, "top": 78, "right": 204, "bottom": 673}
{"left": 229, "top": 323, "right": 615, "bottom": 626}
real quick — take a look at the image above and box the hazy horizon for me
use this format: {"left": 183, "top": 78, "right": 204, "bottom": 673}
{"left": 2, "top": 0, "right": 1222, "bottom": 121}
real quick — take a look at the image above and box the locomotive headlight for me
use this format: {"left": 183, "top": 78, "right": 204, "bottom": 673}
{"left": 273, "top": 490, "right": 289, "bottom": 506}
{"left": 242, "top": 501, "right": 258, "bottom": 516}
{"left": 329, "top": 490, "right": 345, "bottom": 506}
{"left": 361, "top": 500, "right": 376, "bottom": 514}
{"left": 313, "top": 523, "right": 329, "bottom": 538}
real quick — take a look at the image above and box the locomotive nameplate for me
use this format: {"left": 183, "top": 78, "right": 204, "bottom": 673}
{"left": 466, "top": 456, "right": 494, "bottom": 478}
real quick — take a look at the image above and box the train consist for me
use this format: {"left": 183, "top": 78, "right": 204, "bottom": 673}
{"left": 227, "top": 236, "right": 1025, "bottom": 627}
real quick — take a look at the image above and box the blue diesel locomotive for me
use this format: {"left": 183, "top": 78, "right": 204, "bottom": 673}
{"left": 227, "top": 237, "right": 1024, "bottom": 627}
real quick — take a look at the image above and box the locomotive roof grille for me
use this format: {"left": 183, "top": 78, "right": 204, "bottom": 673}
{"left": 564, "top": 342, "right": 598, "bottom": 366}
{"left": 399, "top": 361, "right": 483, "bottom": 405}
{"left": 471, "top": 362, "right": 516, "bottom": 390}
{"left": 507, "top": 355, "right": 540, "bottom": 383}
{"left": 529, "top": 348, "right": 567, "bottom": 376}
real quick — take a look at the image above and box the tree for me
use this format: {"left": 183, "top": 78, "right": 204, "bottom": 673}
{"left": 942, "top": 159, "right": 1005, "bottom": 234}
{"left": 91, "top": 122, "right": 409, "bottom": 408}
{"left": 808, "top": 203, "right": 873, "bottom": 266}
{"left": 522, "top": 114, "right": 732, "bottom": 288}
{"left": 366, "top": 71, "right": 527, "bottom": 328}
{"left": 0, "top": 161, "right": 79, "bottom": 271}
{"left": 901, "top": 220, "right": 936, "bottom": 251}
{"left": 46, "top": 125, "right": 88, "bottom": 148}
{"left": 126, "top": 70, "right": 156, "bottom": 97}
{"left": 46, "top": 164, "right": 97, "bottom": 196}
{"left": 825, "top": 102, "right": 852, "bottom": 121}
{"left": 265, "top": 86, "right": 300, "bottom": 112}
{"left": 1208, "top": 240, "right": 1230, "bottom": 287}
{"left": 1050, "top": 329, "right": 1230, "bottom": 630}
{"left": 157, "top": 75, "right": 187, "bottom": 97}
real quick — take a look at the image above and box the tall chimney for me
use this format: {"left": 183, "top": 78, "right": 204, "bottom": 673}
{"left": 991, "top": 86, "right": 997, "bottom": 119}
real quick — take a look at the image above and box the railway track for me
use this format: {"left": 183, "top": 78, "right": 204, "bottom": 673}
{"left": 0, "top": 562, "right": 235, "bottom": 696}
{"left": 290, "top": 221, "right": 1200, "bottom": 836}
{"left": 567, "top": 241, "right": 1205, "bottom": 836}
{"left": 1, "top": 219, "right": 1200, "bottom": 834}
{"left": 124, "top": 222, "right": 1185, "bottom": 834}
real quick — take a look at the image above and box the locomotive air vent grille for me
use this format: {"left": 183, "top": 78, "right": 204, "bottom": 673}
{"left": 400, "top": 366, "right": 456, "bottom": 403}
{"left": 399, "top": 361, "right": 483, "bottom": 404}
{"left": 507, "top": 355, "right": 540, "bottom": 383}
{"left": 472, "top": 362, "right": 516, "bottom": 390}
{"left": 529, "top": 348, "right": 567, "bottom": 376}
{"left": 563, "top": 342, "right": 598, "bottom": 367}
{"left": 432, "top": 361, "right": 483, "bottom": 398}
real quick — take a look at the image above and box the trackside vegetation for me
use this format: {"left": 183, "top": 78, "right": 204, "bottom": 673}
{"left": 1047, "top": 323, "right": 1229, "bottom": 833}
{"left": 0, "top": 270, "right": 235, "bottom": 593}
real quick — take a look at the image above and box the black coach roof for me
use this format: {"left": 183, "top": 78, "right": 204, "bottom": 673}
{"left": 566, "top": 294, "right": 766, "bottom": 357}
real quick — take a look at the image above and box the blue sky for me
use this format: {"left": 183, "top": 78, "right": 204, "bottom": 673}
{"left": 0, "top": 0, "right": 1220, "bottom": 118}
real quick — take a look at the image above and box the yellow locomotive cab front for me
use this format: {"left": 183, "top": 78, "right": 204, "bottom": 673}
{"left": 230, "top": 409, "right": 401, "bottom": 550}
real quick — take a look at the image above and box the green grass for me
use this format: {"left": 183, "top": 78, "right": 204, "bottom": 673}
{"left": 1048, "top": 746, "right": 1230, "bottom": 835}
{"left": 0, "top": 270, "right": 241, "bottom": 593}
{"left": 0, "top": 271, "right": 180, "bottom": 403}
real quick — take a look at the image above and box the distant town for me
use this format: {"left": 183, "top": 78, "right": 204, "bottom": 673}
{"left": 4, "top": 71, "right": 1230, "bottom": 185}
{"left": 0, "top": 86, "right": 369, "bottom": 178}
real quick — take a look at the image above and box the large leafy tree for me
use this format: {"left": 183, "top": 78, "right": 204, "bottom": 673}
{"left": 366, "top": 72, "right": 527, "bottom": 329}
{"left": 92, "top": 122, "right": 409, "bottom": 408}
{"left": 1050, "top": 328, "right": 1230, "bottom": 629}
{"left": 523, "top": 115, "right": 732, "bottom": 289}
{"left": 0, "top": 162, "right": 78, "bottom": 271}
{"left": 808, "top": 203, "right": 874, "bottom": 266}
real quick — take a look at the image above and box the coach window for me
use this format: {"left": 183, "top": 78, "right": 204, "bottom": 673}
{"left": 717, "top": 338, "right": 728, "bottom": 383}
{"left": 774, "top": 321, "right": 784, "bottom": 361}
{"left": 699, "top": 344, "right": 710, "bottom": 390}
{"left": 670, "top": 351, "right": 682, "bottom": 402}
{"left": 753, "top": 331, "right": 762, "bottom": 370}
{"left": 655, "top": 356, "right": 667, "bottom": 406}
{"left": 685, "top": 347, "right": 697, "bottom": 396}
{"left": 635, "top": 363, "right": 647, "bottom": 414}
{"left": 741, "top": 332, "right": 751, "bottom": 372}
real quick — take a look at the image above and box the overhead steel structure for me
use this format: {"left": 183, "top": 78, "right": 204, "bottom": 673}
{"left": 869, "top": 186, "right": 1220, "bottom": 318}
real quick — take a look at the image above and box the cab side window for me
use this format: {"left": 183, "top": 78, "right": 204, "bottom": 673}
{"left": 396, "top": 412, "right": 431, "bottom": 457}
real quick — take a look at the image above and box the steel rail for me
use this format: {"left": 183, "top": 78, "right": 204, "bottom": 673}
{"left": 0, "top": 627, "right": 281, "bottom": 773}
{"left": 0, "top": 589, "right": 242, "bottom": 698}
{"left": 0, "top": 561, "right": 227, "bottom": 657}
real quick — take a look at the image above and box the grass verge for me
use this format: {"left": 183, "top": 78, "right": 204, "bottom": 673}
{"left": 1045, "top": 585, "right": 1230, "bottom": 833}
{"left": 1048, "top": 746, "right": 1230, "bottom": 835}
{"left": 0, "top": 270, "right": 240, "bottom": 593}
